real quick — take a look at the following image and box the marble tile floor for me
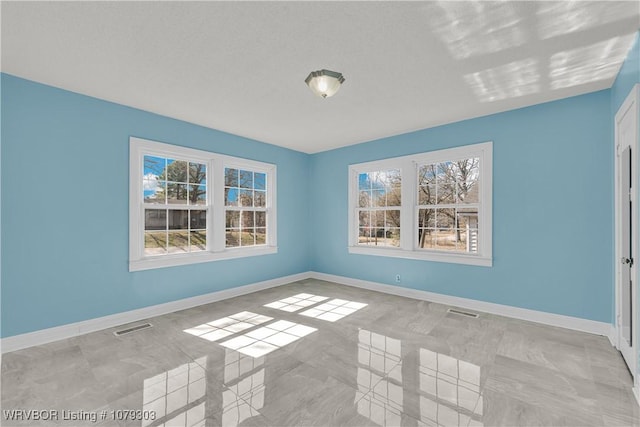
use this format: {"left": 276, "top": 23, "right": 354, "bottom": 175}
{"left": 2, "top": 279, "right": 639, "bottom": 427}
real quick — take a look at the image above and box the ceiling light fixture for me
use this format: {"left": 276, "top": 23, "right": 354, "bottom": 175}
{"left": 305, "top": 69, "right": 345, "bottom": 98}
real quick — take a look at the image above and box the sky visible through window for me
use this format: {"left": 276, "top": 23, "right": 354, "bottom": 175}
{"left": 143, "top": 156, "right": 207, "bottom": 204}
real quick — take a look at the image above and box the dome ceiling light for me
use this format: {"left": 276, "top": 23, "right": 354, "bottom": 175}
{"left": 305, "top": 69, "right": 345, "bottom": 98}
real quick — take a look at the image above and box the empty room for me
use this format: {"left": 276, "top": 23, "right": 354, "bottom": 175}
{"left": 2, "top": 1, "right": 640, "bottom": 426}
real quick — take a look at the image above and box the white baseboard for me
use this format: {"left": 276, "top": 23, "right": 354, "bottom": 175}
{"left": 607, "top": 325, "right": 619, "bottom": 348}
{"left": 0, "top": 272, "right": 311, "bottom": 353}
{"left": 2, "top": 270, "right": 616, "bottom": 354}
{"left": 309, "top": 271, "right": 613, "bottom": 337}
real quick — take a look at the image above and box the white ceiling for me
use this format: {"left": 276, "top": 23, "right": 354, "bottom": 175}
{"left": 2, "top": 1, "right": 639, "bottom": 154}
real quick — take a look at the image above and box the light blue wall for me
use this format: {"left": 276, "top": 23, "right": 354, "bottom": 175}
{"left": 0, "top": 74, "right": 311, "bottom": 338}
{"left": 1, "top": 59, "right": 628, "bottom": 337}
{"left": 310, "top": 91, "right": 613, "bottom": 323}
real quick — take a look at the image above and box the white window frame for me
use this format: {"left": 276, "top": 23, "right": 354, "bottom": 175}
{"left": 222, "top": 161, "right": 272, "bottom": 249}
{"left": 129, "top": 137, "right": 277, "bottom": 272}
{"left": 348, "top": 142, "right": 492, "bottom": 267}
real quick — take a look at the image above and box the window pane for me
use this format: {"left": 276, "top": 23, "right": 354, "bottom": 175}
{"left": 368, "top": 227, "right": 399, "bottom": 247}
{"left": 418, "top": 164, "right": 436, "bottom": 186}
{"left": 436, "top": 209, "right": 455, "bottom": 228}
{"left": 216, "top": 168, "right": 268, "bottom": 227}
{"left": 226, "top": 230, "right": 240, "bottom": 247}
{"left": 374, "top": 228, "right": 387, "bottom": 239}
{"left": 371, "top": 172, "right": 386, "bottom": 190}
{"left": 255, "top": 191, "right": 266, "bottom": 207}
{"left": 360, "top": 169, "right": 401, "bottom": 208}
{"left": 225, "top": 188, "right": 238, "bottom": 206}
{"left": 359, "top": 228, "right": 373, "bottom": 245}
{"left": 437, "top": 182, "right": 456, "bottom": 204}
{"left": 386, "top": 210, "right": 401, "bottom": 228}
{"left": 418, "top": 229, "right": 436, "bottom": 249}
{"left": 166, "top": 160, "right": 188, "bottom": 183}
{"left": 373, "top": 190, "right": 386, "bottom": 207}
{"left": 239, "top": 170, "right": 253, "bottom": 189}
{"left": 190, "top": 230, "right": 206, "bottom": 252}
{"left": 255, "top": 211, "right": 266, "bottom": 227}
{"left": 387, "top": 186, "right": 401, "bottom": 206}
{"left": 452, "top": 158, "right": 479, "bottom": 204}
{"left": 418, "top": 206, "right": 480, "bottom": 253}
{"left": 254, "top": 173, "right": 266, "bottom": 190}
{"left": 457, "top": 208, "right": 479, "bottom": 253}
{"left": 144, "top": 155, "right": 166, "bottom": 176}
{"left": 144, "top": 181, "right": 166, "bottom": 204}
{"left": 460, "top": 183, "right": 479, "bottom": 204}
{"left": 358, "top": 173, "right": 370, "bottom": 190}
{"left": 145, "top": 231, "right": 167, "bottom": 255}
{"left": 190, "top": 210, "right": 207, "bottom": 230}
{"left": 364, "top": 228, "right": 374, "bottom": 245}
{"left": 386, "top": 228, "right": 400, "bottom": 247}
{"left": 241, "top": 211, "right": 255, "bottom": 228}
{"left": 239, "top": 189, "right": 253, "bottom": 207}
{"left": 436, "top": 229, "right": 456, "bottom": 251}
{"left": 167, "top": 183, "right": 188, "bottom": 204}
{"left": 241, "top": 230, "right": 256, "bottom": 246}
{"left": 456, "top": 208, "right": 478, "bottom": 228}
{"left": 418, "top": 208, "right": 436, "bottom": 228}
{"left": 359, "top": 190, "right": 371, "bottom": 208}
{"left": 455, "top": 229, "right": 468, "bottom": 251}
{"left": 145, "top": 209, "right": 167, "bottom": 230}
{"left": 418, "top": 184, "right": 436, "bottom": 205}
{"left": 143, "top": 158, "right": 166, "bottom": 204}
{"left": 189, "top": 162, "right": 207, "bottom": 185}
{"left": 226, "top": 211, "right": 240, "bottom": 228}
{"left": 225, "top": 168, "right": 238, "bottom": 187}
{"left": 256, "top": 228, "right": 266, "bottom": 245}
{"left": 359, "top": 211, "right": 370, "bottom": 228}
{"left": 168, "top": 210, "right": 189, "bottom": 230}
{"left": 418, "top": 158, "right": 481, "bottom": 206}
{"left": 374, "top": 210, "right": 385, "bottom": 228}
{"left": 168, "top": 231, "right": 189, "bottom": 253}
{"left": 436, "top": 163, "right": 451, "bottom": 183}
{"left": 190, "top": 184, "right": 206, "bottom": 206}
{"left": 435, "top": 162, "right": 455, "bottom": 204}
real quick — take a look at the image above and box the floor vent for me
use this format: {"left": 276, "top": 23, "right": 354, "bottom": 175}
{"left": 114, "top": 323, "right": 153, "bottom": 336}
{"left": 447, "top": 308, "right": 479, "bottom": 318}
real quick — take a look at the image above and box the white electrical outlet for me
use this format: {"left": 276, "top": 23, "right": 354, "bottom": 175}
{"left": 395, "top": 274, "right": 401, "bottom": 283}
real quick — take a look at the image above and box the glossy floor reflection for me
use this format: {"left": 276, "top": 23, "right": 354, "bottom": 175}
{"left": 2, "top": 279, "right": 639, "bottom": 426}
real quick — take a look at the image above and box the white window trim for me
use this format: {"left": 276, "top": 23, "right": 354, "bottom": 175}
{"left": 348, "top": 142, "right": 492, "bottom": 267}
{"left": 129, "top": 137, "right": 277, "bottom": 272}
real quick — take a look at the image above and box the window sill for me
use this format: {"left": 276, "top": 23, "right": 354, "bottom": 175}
{"left": 348, "top": 246, "right": 492, "bottom": 267}
{"left": 129, "top": 246, "right": 278, "bottom": 272}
